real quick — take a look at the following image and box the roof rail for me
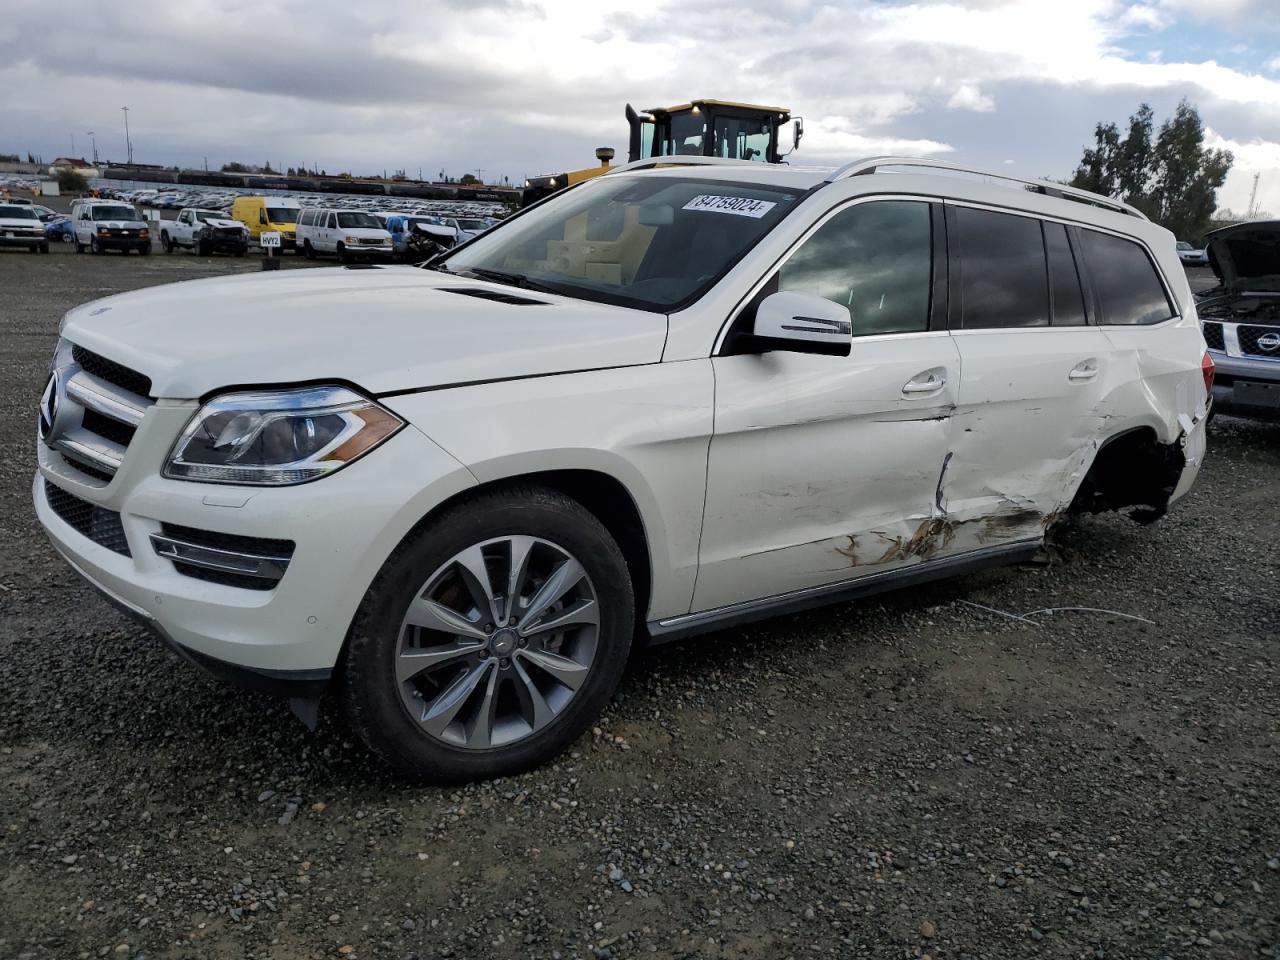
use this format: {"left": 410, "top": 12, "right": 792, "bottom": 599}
{"left": 825, "top": 156, "right": 1148, "bottom": 220}
{"left": 603, "top": 156, "right": 764, "bottom": 176}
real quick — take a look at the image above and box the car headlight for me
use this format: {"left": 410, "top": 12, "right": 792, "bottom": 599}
{"left": 164, "top": 385, "right": 404, "bottom": 485}
{"left": 344, "top": 235, "right": 360, "bottom": 244}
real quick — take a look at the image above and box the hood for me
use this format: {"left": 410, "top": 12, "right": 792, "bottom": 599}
{"left": 203, "top": 218, "right": 243, "bottom": 230}
{"left": 60, "top": 266, "right": 667, "bottom": 399}
{"left": 0, "top": 217, "right": 42, "bottom": 228}
{"left": 94, "top": 220, "right": 147, "bottom": 229}
{"left": 1205, "top": 220, "right": 1280, "bottom": 293}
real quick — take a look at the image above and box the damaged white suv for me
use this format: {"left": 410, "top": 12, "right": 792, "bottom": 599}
{"left": 35, "top": 157, "right": 1211, "bottom": 781}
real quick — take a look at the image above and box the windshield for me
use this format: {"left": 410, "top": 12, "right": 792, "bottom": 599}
{"left": 0, "top": 205, "right": 38, "bottom": 220}
{"left": 265, "top": 207, "right": 299, "bottom": 223}
{"left": 337, "top": 212, "right": 382, "bottom": 229}
{"left": 1176, "top": 241, "right": 1191, "bottom": 250}
{"left": 91, "top": 206, "right": 138, "bottom": 221}
{"left": 442, "top": 175, "right": 802, "bottom": 311}
{"left": 457, "top": 218, "right": 487, "bottom": 231}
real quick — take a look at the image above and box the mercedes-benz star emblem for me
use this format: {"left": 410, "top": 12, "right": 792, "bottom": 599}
{"left": 38, "top": 371, "right": 59, "bottom": 441}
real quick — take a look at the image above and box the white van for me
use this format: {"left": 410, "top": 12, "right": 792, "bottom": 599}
{"left": 296, "top": 208, "right": 393, "bottom": 261}
{"left": 71, "top": 200, "right": 150, "bottom": 255}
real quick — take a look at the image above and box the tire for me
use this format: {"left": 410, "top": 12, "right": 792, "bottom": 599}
{"left": 139, "top": 243, "right": 150, "bottom": 256}
{"left": 90, "top": 237, "right": 101, "bottom": 255}
{"left": 197, "top": 240, "right": 211, "bottom": 257}
{"left": 162, "top": 232, "right": 173, "bottom": 253}
{"left": 39, "top": 243, "right": 49, "bottom": 254}
{"left": 61, "top": 233, "right": 74, "bottom": 244}
{"left": 337, "top": 242, "right": 351, "bottom": 264}
{"left": 303, "top": 240, "right": 315, "bottom": 260}
{"left": 235, "top": 248, "right": 246, "bottom": 258}
{"left": 341, "top": 485, "right": 634, "bottom": 783}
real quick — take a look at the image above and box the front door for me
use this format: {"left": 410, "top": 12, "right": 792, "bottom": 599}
{"left": 694, "top": 198, "right": 960, "bottom": 613}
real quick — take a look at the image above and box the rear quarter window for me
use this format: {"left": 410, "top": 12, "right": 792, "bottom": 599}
{"left": 1078, "top": 229, "right": 1175, "bottom": 325}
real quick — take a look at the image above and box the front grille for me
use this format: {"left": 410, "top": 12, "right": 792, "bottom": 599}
{"left": 358, "top": 238, "right": 387, "bottom": 246}
{"left": 1202, "top": 322, "right": 1224, "bottom": 351}
{"left": 214, "top": 227, "right": 242, "bottom": 239}
{"left": 71, "top": 346, "right": 152, "bottom": 398}
{"left": 45, "top": 482, "right": 131, "bottom": 556}
{"left": 81, "top": 408, "right": 136, "bottom": 447}
{"left": 1238, "top": 324, "right": 1280, "bottom": 359}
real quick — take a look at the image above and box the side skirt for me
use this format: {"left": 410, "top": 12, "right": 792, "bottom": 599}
{"left": 646, "top": 539, "right": 1040, "bottom": 645}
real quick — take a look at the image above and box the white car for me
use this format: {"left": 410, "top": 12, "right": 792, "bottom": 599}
{"left": 1176, "top": 240, "right": 1208, "bottom": 266}
{"left": 71, "top": 200, "right": 150, "bottom": 255}
{"left": 34, "top": 156, "right": 1210, "bottom": 782}
{"left": 161, "top": 208, "right": 249, "bottom": 256}
{"left": 296, "top": 208, "right": 394, "bottom": 261}
{"left": 439, "top": 215, "right": 490, "bottom": 243}
{"left": 0, "top": 202, "right": 49, "bottom": 253}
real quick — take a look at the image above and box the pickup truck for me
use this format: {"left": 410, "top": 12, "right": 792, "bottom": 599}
{"left": 161, "top": 208, "right": 249, "bottom": 257}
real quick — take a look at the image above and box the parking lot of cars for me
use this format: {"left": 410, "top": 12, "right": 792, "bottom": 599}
{"left": 0, "top": 172, "right": 1277, "bottom": 959}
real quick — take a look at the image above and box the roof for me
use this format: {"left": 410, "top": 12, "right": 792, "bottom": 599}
{"left": 643, "top": 98, "right": 790, "bottom": 117}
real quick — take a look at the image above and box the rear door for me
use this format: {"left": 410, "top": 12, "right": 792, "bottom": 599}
{"left": 942, "top": 204, "right": 1113, "bottom": 547}
{"left": 694, "top": 198, "right": 961, "bottom": 612}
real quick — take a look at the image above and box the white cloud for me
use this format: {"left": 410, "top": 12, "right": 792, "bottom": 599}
{"left": 947, "top": 84, "right": 996, "bottom": 112}
{"left": 1205, "top": 129, "right": 1280, "bottom": 216}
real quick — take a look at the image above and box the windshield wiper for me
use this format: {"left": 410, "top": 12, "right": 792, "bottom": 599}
{"left": 460, "top": 268, "right": 563, "bottom": 296}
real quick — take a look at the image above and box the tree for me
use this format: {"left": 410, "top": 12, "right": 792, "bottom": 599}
{"left": 57, "top": 167, "right": 88, "bottom": 193}
{"left": 1071, "top": 100, "right": 1231, "bottom": 240}
{"left": 221, "top": 161, "right": 250, "bottom": 173}
{"left": 458, "top": 173, "right": 479, "bottom": 185}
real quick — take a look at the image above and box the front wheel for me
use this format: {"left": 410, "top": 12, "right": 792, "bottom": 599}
{"left": 39, "top": 243, "right": 49, "bottom": 254}
{"left": 303, "top": 240, "right": 315, "bottom": 260}
{"left": 139, "top": 243, "right": 151, "bottom": 256}
{"left": 341, "top": 486, "right": 634, "bottom": 782}
{"left": 162, "top": 232, "right": 173, "bottom": 253}
{"left": 90, "top": 237, "right": 101, "bottom": 254}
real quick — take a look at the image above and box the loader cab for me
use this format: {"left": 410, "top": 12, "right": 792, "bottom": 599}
{"left": 626, "top": 99, "right": 800, "bottom": 165}
{"left": 522, "top": 99, "right": 801, "bottom": 208}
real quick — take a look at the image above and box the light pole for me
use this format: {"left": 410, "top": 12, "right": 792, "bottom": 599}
{"left": 121, "top": 106, "right": 132, "bottom": 165}
{"left": 87, "top": 131, "right": 98, "bottom": 165}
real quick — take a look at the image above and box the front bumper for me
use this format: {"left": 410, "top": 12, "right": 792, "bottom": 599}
{"left": 0, "top": 232, "right": 45, "bottom": 247}
{"left": 34, "top": 417, "right": 476, "bottom": 678}
{"left": 1207, "top": 348, "right": 1280, "bottom": 419}
{"left": 94, "top": 234, "right": 150, "bottom": 250}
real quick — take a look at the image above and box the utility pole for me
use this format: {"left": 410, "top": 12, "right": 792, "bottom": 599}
{"left": 475, "top": 168, "right": 485, "bottom": 183}
{"left": 1248, "top": 172, "right": 1261, "bottom": 219}
{"left": 121, "top": 106, "right": 132, "bottom": 165}
{"left": 87, "top": 131, "right": 98, "bottom": 165}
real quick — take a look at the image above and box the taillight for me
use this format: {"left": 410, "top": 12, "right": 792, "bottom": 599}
{"left": 1201, "top": 351, "right": 1215, "bottom": 395}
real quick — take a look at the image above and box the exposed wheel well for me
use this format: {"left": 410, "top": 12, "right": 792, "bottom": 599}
{"left": 1069, "top": 426, "right": 1185, "bottom": 524}
{"left": 404, "top": 470, "right": 653, "bottom": 629}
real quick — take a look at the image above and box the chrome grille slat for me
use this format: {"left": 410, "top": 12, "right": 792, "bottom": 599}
{"left": 65, "top": 372, "right": 146, "bottom": 427}
{"left": 54, "top": 429, "right": 126, "bottom": 473}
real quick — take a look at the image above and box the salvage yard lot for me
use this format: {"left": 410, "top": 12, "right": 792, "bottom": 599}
{"left": 0, "top": 247, "right": 1276, "bottom": 959}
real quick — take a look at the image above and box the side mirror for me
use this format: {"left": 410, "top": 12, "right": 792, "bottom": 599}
{"left": 259, "top": 211, "right": 268, "bottom": 224}
{"left": 743, "top": 291, "right": 852, "bottom": 357}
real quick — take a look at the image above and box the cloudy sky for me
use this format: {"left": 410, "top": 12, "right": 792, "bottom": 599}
{"left": 2, "top": 0, "right": 1278, "bottom": 214}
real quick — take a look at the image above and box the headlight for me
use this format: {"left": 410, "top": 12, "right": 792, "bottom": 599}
{"left": 344, "top": 235, "right": 360, "bottom": 244}
{"left": 164, "top": 385, "right": 403, "bottom": 485}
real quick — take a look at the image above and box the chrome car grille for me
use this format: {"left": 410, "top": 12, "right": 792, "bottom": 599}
{"left": 358, "top": 238, "right": 388, "bottom": 246}
{"left": 41, "top": 344, "right": 154, "bottom": 483}
{"left": 45, "top": 482, "right": 131, "bottom": 556}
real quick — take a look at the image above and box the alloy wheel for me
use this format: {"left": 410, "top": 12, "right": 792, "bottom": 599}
{"left": 395, "top": 536, "right": 600, "bottom": 750}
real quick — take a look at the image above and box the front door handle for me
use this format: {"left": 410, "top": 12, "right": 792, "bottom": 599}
{"left": 1069, "top": 359, "right": 1099, "bottom": 382}
{"left": 903, "top": 368, "right": 948, "bottom": 396}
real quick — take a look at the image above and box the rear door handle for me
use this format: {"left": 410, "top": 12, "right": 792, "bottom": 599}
{"left": 902, "top": 368, "right": 948, "bottom": 396}
{"left": 1069, "top": 359, "right": 1099, "bottom": 382}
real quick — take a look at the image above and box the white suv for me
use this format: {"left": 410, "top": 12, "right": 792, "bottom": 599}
{"left": 296, "top": 207, "right": 393, "bottom": 261}
{"left": 34, "top": 157, "right": 1210, "bottom": 781}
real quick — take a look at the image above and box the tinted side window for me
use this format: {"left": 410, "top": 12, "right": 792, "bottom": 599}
{"left": 779, "top": 200, "right": 931, "bottom": 337}
{"left": 955, "top": 206, "right": 1048, "bottom": 328}
{"left": 1078, "top": 229, "right": 1174, "bottom": 325}
{"left": 1045, "top": 222, "right": 1087, "bottom": 326}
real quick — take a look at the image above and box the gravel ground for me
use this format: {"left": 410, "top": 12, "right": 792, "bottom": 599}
{"left": 0, "top": 243, "right": 1277, "bottom": 960}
